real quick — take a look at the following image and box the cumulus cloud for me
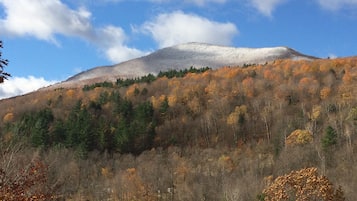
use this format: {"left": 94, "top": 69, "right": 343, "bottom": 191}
{"left": 140, "top": 11, "right": 238, "bottom": 48}
{"left": 316, "top": 0, "right": 357, "bottom": 10}
{"left": 248, "top": 0, "right": 287, "bottom": 17}
{"left": 0, "top": 76, "right": 57, "bottom": 99}
{"left": 105, "top": 45, "right": 148, "bottom": 63}
{"left": 0, "top": 0, "right": 92, "bottom": 43}
{"left": 0, "top": 0, "right": 146, "bottom": 63}
{"left": 94, "top": 26, "right": 149, "bottom": 63}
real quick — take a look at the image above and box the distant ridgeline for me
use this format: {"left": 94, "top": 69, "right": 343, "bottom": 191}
{"left": 83, "top": 66, "right": 211, "bottom": 91}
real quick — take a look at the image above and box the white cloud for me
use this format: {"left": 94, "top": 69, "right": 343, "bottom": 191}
{"left": 248, "top": 0, "right": 287, "bottom": 17}
{"left": 105, "top": 46, "right": 148, "bottom": 63}
{"left": 94, "top": 26, "right": 148, "bottom": 63}
{"left": 0, "top": 76, "right": 57, "bottom": 99}
{"left": 140, "top": 11, "right": 238, "bottom": 48}
{"left": 316, "top": 0, "right": 357, "bottom": 10}
{"left": 328, "top": 53, "right": 338, "bottom": 59}
{"left": 0, "top": 0, "right": 92, "bottom": 43}
{"left": 0, "top": 0, "right": 146, "bottom": 63}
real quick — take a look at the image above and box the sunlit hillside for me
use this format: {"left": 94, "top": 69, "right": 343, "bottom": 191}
{"left": 0, "top": 57, "right": 356, "bottom": 200}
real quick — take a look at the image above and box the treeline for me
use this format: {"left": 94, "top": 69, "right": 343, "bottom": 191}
{"left": 157, "top": 66, "right": 211, "bottom": 78}
{"left": 82, "top": 81, "right": 114, "bottom": 91}
{"left": 83, "top": 66, "right": 211, "bottom": 91}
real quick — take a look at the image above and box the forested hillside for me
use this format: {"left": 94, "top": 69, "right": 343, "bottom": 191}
{"left": 0, "top": 57, "right": 356, "bottom": 200}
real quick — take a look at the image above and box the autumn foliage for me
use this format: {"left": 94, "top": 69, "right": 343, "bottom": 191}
{"left": 1, "top": 57, "right": 357, "bottom": 199}
{"left": 285, "top": 129, "right": 313, "bottom": 146}
{"left": 262, "top": 167, "right": 345, "bottom": 201}
{"left": 0, "top": 160, "right": 54, "bottom": 201}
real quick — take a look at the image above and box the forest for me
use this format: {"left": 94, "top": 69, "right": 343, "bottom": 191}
{"left": 0, "top": 57, "right": 357, "bottom": 200}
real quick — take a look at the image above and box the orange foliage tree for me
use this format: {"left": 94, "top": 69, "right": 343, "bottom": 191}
{"left": 285, "top": 129, "right": 313, "bottom": 146}
{"left": 320, "top": 87, "right": 331, "bottom": 100}
{"left": 242, "top": 77, "right": 255, "bottom": 98}
{"left": 298, "top": 77, "right": 320, "bottom": 99}
{"left": 342, "top": 70, "right": 352, "bottom": 84}
{"left": 2, "top": 112, "right": 14, "bottom": 123}
{"left": 227, "top": 105, "right": 248, "bottom": 142}
{"left": 261, "top": 167, "right": 345, "bottom": 201}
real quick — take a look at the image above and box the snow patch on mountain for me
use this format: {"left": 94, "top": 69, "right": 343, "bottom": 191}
{"left": 63, "top": 42, "right": 316, "bottom": 85}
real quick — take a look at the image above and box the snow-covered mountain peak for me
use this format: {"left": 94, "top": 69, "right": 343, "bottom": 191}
{"left": 170, "top": 42, "right": 286, "bottom": 52}
{"left": 58, "top": 42, "right": 317, "bottom": 87}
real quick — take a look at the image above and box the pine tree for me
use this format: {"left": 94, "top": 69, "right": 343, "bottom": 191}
{"left": 322, "top": 126, "right": 337, "bottom": 150}
{"left": 159, "top": 96, "right": 170, "bottom": 114}
{"left": 0, "top": 40, "right": 11, "bottom": 83}
{"left": 31, "top": 109, "right": 54, "bottom": 147}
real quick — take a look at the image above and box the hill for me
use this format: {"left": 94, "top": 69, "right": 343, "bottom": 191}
{"left": 0, "top": 55, "right": 356, "bottom": 200}
{"left": 48, "top": 42, "right": 316, "bottom": 89}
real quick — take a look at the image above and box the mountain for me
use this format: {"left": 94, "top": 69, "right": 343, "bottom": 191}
{"left": 55, "top": 42, "right": 316, "bottom": 87}
{"left": 1, "top": 50, "right": 356, "bottom": 200}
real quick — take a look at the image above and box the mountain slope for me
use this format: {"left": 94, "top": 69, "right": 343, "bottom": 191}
{"left": 56, "top": 42, "right": 316, "bottom": 88}
{"left": 1, "top": 55, "right": 357, "bottom": 200}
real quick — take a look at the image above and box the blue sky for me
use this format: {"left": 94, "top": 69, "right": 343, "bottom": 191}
{"left": 0, "top": 0, "right": 357, "bottom": 99}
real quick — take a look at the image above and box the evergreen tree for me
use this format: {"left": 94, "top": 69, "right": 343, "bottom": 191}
{"left": 97, "top": 117, "right": 114, "bottom": 152}
{"left": 159, "top": 96, "right": 170, "bottom": 115}
{"left": 30, "top": 109, "right": 54, "bottom": 147}
{"left": 322, "top": 126, "right": 337, "bottom": 150}
{"left": 0, "top": 40, "right": 11, "bottom": 83}
{"left": 13, "top": 109, "right": 54, "bottom": 147}
{"left": 51, "top": 119, "right": 66, "bottom": 146}
{"left": 119, "top": 98, "right": 133, "bottom": 120}
{"left": 65, "top": 100, "right": 82, "bottom": 147}
{"left": 131, "top": 101, "right": 156, "bottom": 153}
{"left": 77, "top": 107, "right": 95, "bottom": 152}
{"left": 115, "top": 118, "right": 131, "bottom": 152}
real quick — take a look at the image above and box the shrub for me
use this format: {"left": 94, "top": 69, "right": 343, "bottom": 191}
{"left": 285, "top": 129, "right": 313, "bottom": 146}
{"left": 0, "top": 160, "right": 54, "bottom": 201}
{"left": 262, "top": 167, "right": 345, "bottom": 201}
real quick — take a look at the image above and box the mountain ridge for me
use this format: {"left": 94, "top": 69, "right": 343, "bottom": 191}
{"left": 52, "top": 42, "right": 317, "bottom": 88}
